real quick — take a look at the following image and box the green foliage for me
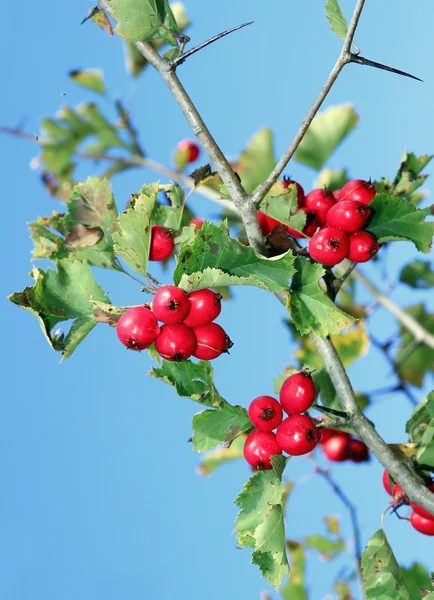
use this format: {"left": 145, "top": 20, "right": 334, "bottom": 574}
{"left": 401, "top": 563, "right": 432, "bottom": 600}
{"left": 110, "top": 0, "right": 181, "bottom": 45}
{"left": 259, "top": 184, "right": 306, "bottom": 233}
{"left": 233, "top": 128, "right": 276, "bottom": 194}
{"left": 394, "top": 151, "right": 433, "bottom": 197}
{"left": 303, "top": 533, "right": 345, "bottom": 561}
{"left": 294, "top": 105, "right": 359, "bottom": 170}
{"left": 400, "top": 261, "right": 434, "bottom": 289}
{"left": 396, "top": 305, "right": 434, "bottom": 388}
{"left": 314, "top": 369, "right": 369, "bottom": 415}
{"left": 314, "top": 167, "right": 349, "bottom": 191}
{"left": 280, "top": 542, "right": 308, "bottom": 600}
{"left": 366, "top": 194, "right": 434, "bottom": 253}
{"left": 196, "top": 435, "right": 245, "bottom": 476}
{"left": 289, "top": 257, "right": 356, "bottom": 337}
{"left": 406, "top": 392, "right": 434, "bottom": 436}
{"left": 8, "top": 260, "right": 110, "bottom": 360}
{"left": 325, "top": 0, "right": 348, "bottom": 40}
{"left": 235, "top": 455, "right": 290, "bottom": 589}
{"left": 361, "top": 529, "right": 412, "bottom": 599}
{"left": 174, "top": 221, "right": 295, "bottom": 294}
{"left": 68, "top": 69, "right": 106, "bottom": 94}
{"left": 192, "top": 406, "right": 251, "bottom": 452}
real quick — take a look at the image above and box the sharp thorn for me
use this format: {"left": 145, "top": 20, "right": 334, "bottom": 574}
{"left": 349, "top": 54, "right": 423, "bottom": 82}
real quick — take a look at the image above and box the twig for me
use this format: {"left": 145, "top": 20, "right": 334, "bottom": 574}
{"left": 315, "top": 465, "right": 364, "bottom": 597}
{"left": 114, "top": 99, "right": 146, "bottom": 157}
{"left": 352, "top": 270, "right": 434, "bottom": 350}
{"left": 250, "top": 0, "right": 366, "bottom": 206}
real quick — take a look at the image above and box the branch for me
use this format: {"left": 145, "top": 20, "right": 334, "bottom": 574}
{"left": 352, "top": 270, "right": 434, "bottom": 350}
{"left": 250, "top": 0, "right": 366, "bottom": 206}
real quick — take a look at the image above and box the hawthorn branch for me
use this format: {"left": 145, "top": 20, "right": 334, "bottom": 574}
{"left": 250, "top": 0, "right": 366, "bottom": 206}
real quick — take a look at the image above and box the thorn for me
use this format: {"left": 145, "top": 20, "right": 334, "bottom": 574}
{"left": 169, "top": 21, "right": 254, "bottom": 69}
{"left": 349, "top": 54, "right": 423, "bottom": 82}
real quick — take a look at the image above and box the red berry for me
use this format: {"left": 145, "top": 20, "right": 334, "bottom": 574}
{"left": 284, "top": 208, "right": 319, "bottom": 238}
{"left": 349, "top": 439, "right": 369, "bottom": 463}
{"left": 308, "top": 227, "right": 350, "bottom": 266}
{"left": 333, "top": 188, "right": 344, "bottom": 201}
{"left": 279, "top": 371, "right": 316, "bottom": 414}
{"left": 149, "top": 225, "right": 174, "bottom": 261}
{"left": 155, "top": 323, "right": 196, "bottom": 361}
{"left": 304, "top": 189, "right": 336, "bottom": 225}
{"left": 193, "top": 323, "right": 233, "bottom": 360}
{"left": 410, "top": 511, "right": 434, "bottom": 536}
{"left": 152, "top": 285, "right": 190, "bottom": 325}
{"left": 326, "top": 200, "right": 371, "bottom": 233}
{"left": 282, "top": 177, "right": 305, "bottom": 206}
{"left": 248, "top": 396, "right": 283, "bottom": 431}
{"left": 176, "top": 139, "right": 200, "bottom": 163}
{"left": 318, "top": 426, "right": 350, "bottom": 444}
{"left": 338, "top": 179, "right": 376, "bottom": 205}
{"left": 243, "top": 430, "right": 282, "bottom": 470}
{"left": 183, "top": 289, "right": 222, "bottom": 328}
{"left": 347, "top": 231, "right": 380, "bottom": 263}
{"left": 191, "top": 217, "right": 204, "bottom": 232}
{"left": 257, "top": 211, "right": 280, "bottom": 236}
{"left": 322, "top": 434, "right": 351, "bottom": 462}
{"left": 410, "top": 483, "right": 434, "bottom": 520}
{"left": 382, "top": 469, "right": 394, "bottom": 495}
{"left": 276, "top": 415, "right": 320, "bottom": 456}
{"left": 116, "top": 306, "right": 160, "bottom": 351}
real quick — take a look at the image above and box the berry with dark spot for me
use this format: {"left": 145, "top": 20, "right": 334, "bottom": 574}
{"left": 338, "top": 179, "right": 376, "bottom": 205}
{"left": 193, "top": 323, "right": 233, "bottom": 360}
{"left": 326, "top": 200, "right": 371, "bottom": 233}
{"left": 304, "top": 189, "right": 336, "bottom": 225}
{"left": 347, "top": 231, "right": 380, "bottom": 263}
{"left": 183, "top": 289, "right": 222, "bottom": 328}
{"left": 243, "top": 430, "right": 282, "bottom": 470}
{"left": 149, "top": 226, "right": 174, "bottom": 261}
{"left": 248, "top": 396, "right": 283, "bottom": 431}
{"left": 116, "top": 306, "right": 160, "bottom": 351}
{"left": 276, "top": 415, "right": 320, "bottom": 456}
{"left": 152, "top": 285, "right": 190, "bottom": 324}
{"left": 155, "top": 323, "right": 197, "bottom": 361}
{"left": 308, "top": 227, "right": 350, "bottom": 266}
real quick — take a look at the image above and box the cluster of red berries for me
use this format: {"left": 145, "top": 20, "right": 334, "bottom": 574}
{"left": 382, "top": 469, "right": 434, "bottom": 536}
{"left": 116, "top": 286, "right": 233, "bottom": 361}
{"left": 257, "top": 177, "right": 380, "bottom": 267}
{"left": 243, "top": 371, "right": 320, "bottom": 470}
{"left": 317, "top": 426, "right": 369, "bottom": 463}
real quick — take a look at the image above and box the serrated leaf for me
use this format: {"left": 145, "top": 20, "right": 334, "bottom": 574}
{"left": 113, "top": 184, "right": 158, "bottom": 276}
{"left": 259, "top": 184, "right": 306, "bottom": 233}
{"left": 69, "top": 69, "right": 105, "bottom": 94}
{"left": 235, "top": 459, "right": 289, "bottom": 589}
{"left": 289, "top": 257, "right": 356, "bottom": 337}
{"left": 8, "top": 260, "right": 109, "bottom": 360}
{"left": 91, "top": 300, "right": 125, "bottom": 325}
{"left": 402, "top": 563, "right": 432, "bottom": 600}
{"left": 365, "top": 194, "right": 434, "bottom": 253}
{"left": 68, "top": 177, "right": 118, "bottom": 240}
{"left": 394, "top": 151, "right": 433, "bottom": 197}
{"left": 232, "top": 128, "right": 277, "bottom": 194}
{"left": 396, "top": 305, "right": 434, "bottom": 388}
{"left": 280, "top": 542, "right": 308, "bottom": 600}
{"left": 406, "top": 392, "right": 434, "bottom": 435}
{"left": 361, "top": 529, "right": 412, "bottom": 599}
{"left": 400, "top": 261, "right": 434, "bottom": 289}
{"left": 111, "top": 0, "right": 180, "bottom": 45}
{"left": 294, "top": 105, "right": 359, "bottom": 170}
{"left": 174, "top": 222, "right": 295, "bottom": 295}
{"left": 325, "top": 0, "right": 348, "bottom": 40}
{"left": 192, "top": 405, "right": 252, "bottom": 452}
{"left": 196, "top": 434, "right": 245, "bottom": 476}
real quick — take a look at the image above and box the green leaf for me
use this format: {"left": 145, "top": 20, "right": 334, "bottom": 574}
{"left": 294, "top": 105, "right": 359, "bottom": 170}
{"left": 400, "top": 261, "right": 434, "bottom": 289}
{"left": 333, "top": 581, "right": 354, "bottom": 600}
{"left": 406, "top": 392, "right": 434, "bottom": 435}
{"left": 8, "top": 260, "right": 109, "bottom": 360}
{"left": 365, "top": 194, "right": 434, "bottom": 253}
{"left": 361, "top": 529, "right": 412, "bottom": 599}
{"left": 314, "top": 167, "right": 349, "bottom": 191}
{"left": 303, "top": 534, "right": 345, "bottom": 560}
{"left": 396, "top": 305, "right": 434, "bottom": 388}
{"left": 313, "top": 369, "right": 368, "bottom": 416}
{"left": 325, "top": 0, "right": 348, "bottom": 40}
{"left": 152, "top": 183, "right": 185, "bottom": 230}
{"left": 174, "top": 222, "right": 295, "bottom": 295}
{"left": 394, "top": 151, "right": 433, "bottom": 197}
{"left": 289, "top": 257, "right": 356, "bottom": 337}
{"left": 233, "top": 128, "right": 277, "bottom": 194}
{"left": 111, "top": 0, "right": 181, "bottom": 45}
{"left": 192, "top": 405, "right": 251, "bottom": 452}
{"left": 69, "top": 69, "right": 106, "bottom": 94}
{"left": 416, "top": 426, "right": 434, "bottom": 468}
{"left": 235, "top": 457, "right": 289, "bottom": 589}
{"left": 402, "top": 563, "right": 432, "bottom": 600}
{"left": 259, "top": 184, "right": 306, "bottom": 233}
{"left": 196, "top": 434, "right": 245, "bottom": 476}
{"left": 113, "top": 184, "right": 158, "bottom": 276}
{"left": 280, "top": 542, "right": 308, "bottom": 600}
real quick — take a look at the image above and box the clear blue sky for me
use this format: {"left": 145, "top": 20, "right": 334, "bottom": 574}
{"left": 2, "top": 1, "right": 434, "bottom": 598}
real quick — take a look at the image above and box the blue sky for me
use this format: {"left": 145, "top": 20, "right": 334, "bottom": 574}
{"left": 2, "top": 1, "right": 434, "bottom": 598}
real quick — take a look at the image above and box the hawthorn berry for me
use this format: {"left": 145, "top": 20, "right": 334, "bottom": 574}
{"left": 338, "top": 179, "right": 376, "bottom": 205}
{"left": 257, "top": 211, "right": 280, "bottom": 236}
{"left": 116, "top": 306, "right": 160, "bottom": 351}
{"left": 152, "top": 285, "right": 190, "bottom": 324}
{"left": 183, "top": 289, "right": 222, "bottom": 328}
{"left": 276, "top": 415, "right": 320, "bottom": 456}
{"left": 149, "top": 225, "right": 174, "bottom": 261}
{"left": 349, "top": 439, "right": 369, "bottom": 463}
{"left": 304, "top": 189, "right": 336, "bottom": 225}
{"left": 248, "top": 396, "right": 283, "bottom": 432}
{"left": 317, "top": 426, "right": 350, "bottom": 444}
{"left": 176, "top": 139, "right": 200, "bottom": 163}
{"left": 410, "top": 483, "right": 434, "bottom": 520}
{"left": 284, "top": 208, "right": 319, "bottom": 238}
{"left": 279, "top": 371, "right": 316, "bottom": 414}
{"left": 308, "top": 227, "right": 350, "bottom": 266}
{"left": 155, "top": 323, "right": 197, "bottom": 361}
{"left": 322, "top": 434, "right": 351, "bottom": 462}
{"left": 382, "top": 470, "right": 404, "bottom": 497}
{"left": 347, "top": 231, "right": 380, "bottom": 263}
{"left": 191, "top": 217, "right": 204, "bottom": 232}
{"left": 282, "top": 177, "right": 305, "bottom": 206}
{"left": 326, "top": 200, "right": 371, "bottom": 233}
{"left": 410, "top": 511, "right": 434, "bottom": 536}
{"left": 193, "top": 323, "right": 233, "bottom": 360}
{"left": 243, "top": 430, "right": 282, "bottom": 470}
